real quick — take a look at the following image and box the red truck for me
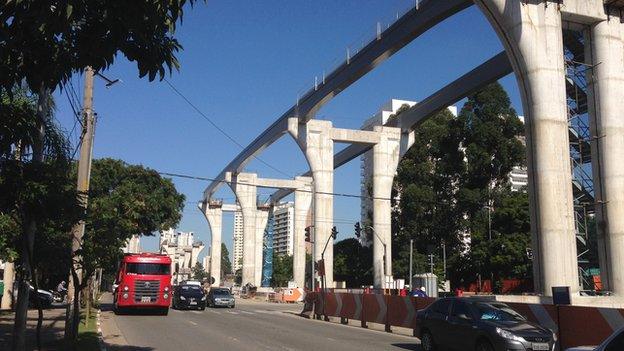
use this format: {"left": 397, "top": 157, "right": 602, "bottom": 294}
{"left": 113, "top": 253, "right": 172, "bottom": 315}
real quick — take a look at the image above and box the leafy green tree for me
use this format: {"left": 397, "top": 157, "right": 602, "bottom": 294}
{"left": 271, "top": 254, "right": 293, "bottom": 287}
{"left": 391, "top": 83, "right": 528, "bottom": 290}
{"left": 333, "top": 238, "right": 373, "bottom": 287}
{"left": 192, "top": 262, "right": 210, "bottom": 281}
{"left": 221, "top": 243, "right": 232, "bottom": 275}
{"left": 0, "top": 0, "right": 202, "bottom": 93}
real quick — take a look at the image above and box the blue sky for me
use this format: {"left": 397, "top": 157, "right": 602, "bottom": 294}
{"left": 52, "top": 1, "right": 522, "bottom": 261}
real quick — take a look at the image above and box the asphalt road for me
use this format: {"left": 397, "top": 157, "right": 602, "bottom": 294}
{"left": 101, "top": 296, "right": 422, "bottom": 351}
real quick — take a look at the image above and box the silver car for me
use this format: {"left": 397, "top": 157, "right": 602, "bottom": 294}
{"left": 566, "top": 326, "right": 624, "bottom": 351}
{"left": 207, "top": 288, "right": 235, "bottom": 308}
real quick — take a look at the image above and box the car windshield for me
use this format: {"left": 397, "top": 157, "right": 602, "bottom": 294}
{"left": 213, "top": 290, "right": 231, "bottom": 297}
{"left": 181, "top": 285, "right": 202, "bottom": 292}
{"left": 474, "top": 303, "right": 525, "bottom": 322}
{"left": 126, "top": 263, "right": 170, "bottom": 275}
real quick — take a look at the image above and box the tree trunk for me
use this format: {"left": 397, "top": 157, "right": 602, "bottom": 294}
{"left": 1, "top": 260, "right": 15, "bottom": 309}
{"left": 12, "top": 88, "right": 48, "bottom": 351}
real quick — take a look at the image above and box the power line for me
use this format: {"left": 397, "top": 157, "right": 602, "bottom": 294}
{"left": 162, "top": 78, "right": 293, "bottom": 179}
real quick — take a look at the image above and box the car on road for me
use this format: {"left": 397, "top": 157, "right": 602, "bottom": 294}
{"left": 566, "top": 326, "right": 624, "bottom": 351}
{"left": 415, "top": 297, "right": 556, "bottom": 351}
{"left": 207, "top": 288, "right": 235, "bottom": 308}
{"left": 172, "top": 284, "right": 207, "bottom": 310}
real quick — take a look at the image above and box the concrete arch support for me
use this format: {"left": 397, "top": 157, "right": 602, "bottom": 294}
{"left": 587, "top": 16, "right": 624, "bottom": 294}
{"left": 475, "top": 0, "right": 578, "bottom": 295}
{"left": 372, "top": 126, "right": 401, "bottom": 288}
{"left": 289, "top": 118, "right": 335, "bottom": 287}
{"left": 201, "top": 204, "right": 223, "bottom": 287}
{"left": 228, "top": 172, "right": 259, "bottom": 286}
{"left": 294, "top": 176, "right": 313, "bottom": 288}
{"left": 255, "top": 207, "right": 270, "bottom": 287}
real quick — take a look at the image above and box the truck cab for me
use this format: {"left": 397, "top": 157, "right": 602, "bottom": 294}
{"left": 113, "top": 253, "right": 172, "bottom": 315}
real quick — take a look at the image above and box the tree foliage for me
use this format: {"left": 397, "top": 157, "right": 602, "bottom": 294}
{"left": 80, "top": 158, "right": 186, "bottom": 279}
{"left": 192, "top": 262, "right": 210, "bottom": 281}
{"left": 271, "top": 253, "right": 292, "bottom": 287}
{"left": 0, "top": 0, "right": 202, "bottom": 93}
{"left": 392, "top": 83, "right": 529, "bottom": 289}
{"left": 333, "top": 238, "right": 373, "bottom": 287}
{"left": 221, "top": 243, "right": 232, "bottom": 275}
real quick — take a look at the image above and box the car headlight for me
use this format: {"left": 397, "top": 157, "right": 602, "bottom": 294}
{"left": 201, "top": 296, "right": 206, "bottom": 301}
{"left": 123, "top": 286, "right": 129, "bottom": 291}
{"left": 496, "top": 327, "right": 526, "bottom": 342}
{"left": 180, "top": 296, "right": 186, "bottom": 300}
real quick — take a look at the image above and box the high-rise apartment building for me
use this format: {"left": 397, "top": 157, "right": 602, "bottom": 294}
{"left": 272, "top": 202, "right": 295, "bottom": 256}
{"left": 232, "top": 211, "right": 244, "bottom": 272}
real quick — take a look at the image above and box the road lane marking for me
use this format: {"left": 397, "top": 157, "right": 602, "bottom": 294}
{"left": 228, "top": 311, "right": 239, "bottom": 315}
{"left": 191, "top": 311, "right": 202, "bottom": 314}
{"left": 240, "top": 310, "right": 255, "bottom": 315}
{"left": 188, "top": 321, "right": 198, "bottom": 326}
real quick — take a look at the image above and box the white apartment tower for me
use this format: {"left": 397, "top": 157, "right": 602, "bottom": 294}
{"left": 232, "top": 211, "right": 244, "bottom": 272}
{"left": 272, "top": 202, "right": 295, "bottom": 256}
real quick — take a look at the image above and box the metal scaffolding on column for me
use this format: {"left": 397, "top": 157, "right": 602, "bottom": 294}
{"left": 563, "top": 29, "right": 596, "bottom": 289}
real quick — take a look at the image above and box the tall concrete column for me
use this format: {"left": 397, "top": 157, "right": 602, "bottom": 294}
{"left": 229, "top": 172, "right": 259, "bottom": 286}
{"left": 293, "top": 176, "right": 313, "bottom": 288}
{"left": 1, "top": 261, "right": 15, "bottom": 309}
{"left": 475, "top": 0, "right": 579, "bottom": 295}
{"left": 289, "top": 118, "right": 335, "bottom": 287}
{"left": 372, "top": 126, "right": 401, "bottom": 288}
{"left": 255, "top": 207, "right": 270, "bottom": 287}
{"left": 200, "top": 203, "right": 223, "bottom": 287}
{"left": 587, "top": 16, "right": 624, "bottom": 294}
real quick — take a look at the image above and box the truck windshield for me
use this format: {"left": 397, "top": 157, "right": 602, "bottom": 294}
{"left": 126, "top": 263, "right": 170, "bottom": 275}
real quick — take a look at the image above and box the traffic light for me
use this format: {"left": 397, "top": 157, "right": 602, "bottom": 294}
{"left": 331, "top": 226, "right": 338, "bottom": 240}
{"left": 354, "top": 222, "right": 361, "bottom": 238}
{"left": 305, "top": 226, "right": 311, "bottom": 242}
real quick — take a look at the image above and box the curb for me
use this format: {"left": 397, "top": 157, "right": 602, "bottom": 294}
{"left": 96, "top": 309, "right": 107, "bottom": 351}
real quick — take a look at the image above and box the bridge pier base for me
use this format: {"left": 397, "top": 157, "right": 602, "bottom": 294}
{"left": 228, "top": 172, "right": 259, "bottom": 287}
{"left": 294, "top": 177, "right": 313, "bottom": 289}
{"left": 371, "top": 126, "right": 401, "bottom": 289}
{"left": 476, "top": 0, "right": 579, "bottom": 295}
{"left": 200, "top": 202, "right": 223, "bottom": 287}
{"left": 588, "top": 15, "right": 624, "bottom": 295}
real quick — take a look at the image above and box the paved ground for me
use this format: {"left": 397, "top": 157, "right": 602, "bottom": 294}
{"left": 0, "top": 305, "right": 67, "bottom": 350}
{"left": 100, "top": 294, "right": 422, "bottom": 351}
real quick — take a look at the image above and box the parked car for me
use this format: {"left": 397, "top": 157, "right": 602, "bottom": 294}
{"left": 415, "top": 297, "right": 556, "bottom": 351}
{"left": 566, "top": 326, "right": 624, "bottom": 351}
{"left": 27, "top": 283, "right": 54, "bottom": 309}
{"left": 172, "top": 284, "right": 206, "bottom": 310}
{"left": 207, "top": 288, "right": 235, "bottom": 308}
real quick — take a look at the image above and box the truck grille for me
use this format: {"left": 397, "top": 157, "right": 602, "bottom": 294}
{"left": 134, "top": 280, "right": 160, "bottom": 303}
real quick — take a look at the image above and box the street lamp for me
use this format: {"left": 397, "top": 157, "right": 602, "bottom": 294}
{"left": 366, "top": 225, "right": 387, "bottom": 283}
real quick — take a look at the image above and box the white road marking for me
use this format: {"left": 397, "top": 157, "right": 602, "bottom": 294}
{"left": 188, "top": 321, "right": 198, "bottom": 326}
{"left": 191, "top": 311, "right": 202, "bottom": 314}
{"left": 228, "top": 311, "right": 240, "bottom": 315}
{"left": 240, "top": 310, "right": 255, "bottom": 315}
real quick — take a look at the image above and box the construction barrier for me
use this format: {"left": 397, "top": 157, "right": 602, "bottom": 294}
{"left": 303, "top": 292, "right": 624, "bottom": 349}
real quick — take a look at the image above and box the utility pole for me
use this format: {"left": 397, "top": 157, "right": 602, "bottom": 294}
{"left": 66, "top": 67, "right": 96, "bottom": 339}
{"left": 409, "top": 239, "right": 413, "bottom": 291}
{"left": 311, "top": 182, "right": 316, "bottom": 291}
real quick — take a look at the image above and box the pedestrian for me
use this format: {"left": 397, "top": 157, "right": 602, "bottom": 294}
{"left": 412, "top": 286, "right": 428, "bottom": 298}
{"left": 400, "top": 287, "right": 408, "bottom": 296}
{"left": 56, "top": 280, "right": 67, "bottom": 301}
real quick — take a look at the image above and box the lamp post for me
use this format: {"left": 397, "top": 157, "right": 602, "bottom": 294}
{"left": 366, "top": 225, "right": 387, "bottom": 285}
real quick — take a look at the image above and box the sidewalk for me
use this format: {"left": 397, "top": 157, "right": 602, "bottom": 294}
{"left": 0, "top": 306, "right": 67, "bottom": 350}
{"left": 98, "top": 293, "right": 135, "bottom": 351}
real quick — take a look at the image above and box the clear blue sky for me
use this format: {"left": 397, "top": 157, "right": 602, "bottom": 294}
{"left": 52, "top": 1, "right": 522, "bottom": 261}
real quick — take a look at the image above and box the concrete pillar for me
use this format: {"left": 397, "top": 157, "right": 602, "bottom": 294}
{"left": 255, "top": 207, "right": 270, "bottom": 287}
{"left": 1, "top": 261, "right": 15, "bottom": 309}
{"left": 290, "top": 119, "right": 335, "bottom": 287}
{"left": 201, "top": 204, "right": 222, "bottom": 287}
{"left": 475, "top": 0, "right": 579, "bottom": 295}
{"left": 372, "top": 126, "right": 401, "bottom": 288}
{"left": 294, "top": 176, "right": 313, "bottom": 288}
{"left": 587, "top": 16, "right": 624, "bottom": 294}
{"left": 230, "top": 172, "right": 258, "bottom": 286}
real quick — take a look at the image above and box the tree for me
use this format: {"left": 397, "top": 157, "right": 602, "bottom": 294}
{"left": 1, "top": 87, "right": 81, "bottom": 350}
{"left": 0, "top": 0, "right": 202, "bottom": 93}
{"left": 391, "top": 83, "right": 528, "bottom": 290}
{"left": 271, "top": 254, "right": 292, "bottom": 287}
{"left": 333, "top": 238, "right": 373, "bottom": 287}
{"left": 192, "top": 262, "right": 210, "bottom": 282}
{"left": 221, "top": 243, "right": 232, "bottom": 276}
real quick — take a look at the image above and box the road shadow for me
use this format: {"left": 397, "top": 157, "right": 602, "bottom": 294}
{"left": 391, "top": 343, "right": 423, "bottom": 350}
{"left": 0, "top": 308, "right": 66, "bottom": 350}
{"left": 100, "top": 302, "right": 166, "bottom": 316}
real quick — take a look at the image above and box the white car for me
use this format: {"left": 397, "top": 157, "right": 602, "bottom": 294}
{"left": 566, "top": 326, "right": 624, "bottom": 351}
